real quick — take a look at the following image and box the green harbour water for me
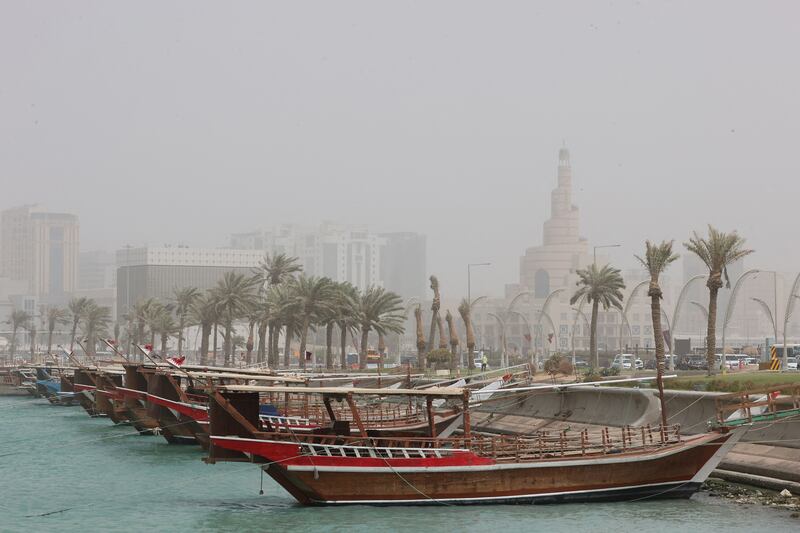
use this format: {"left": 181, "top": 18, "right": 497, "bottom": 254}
{"left": 0, "top": 395, "right": 797, "bottom": 533}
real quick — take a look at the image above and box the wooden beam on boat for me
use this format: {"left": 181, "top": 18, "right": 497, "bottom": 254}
{"left": 345, "top": 392, "right": 367, "bottom": 437}
{"left": 182, "top": 371, "right": 307, "bottom": 383}
{"left": 426, "top": 397, "right": 436, "bottom": 439}
{"left": 214, "top": 384, "right": 465, "bottom": 397}
{"left": 322, "top": 396, "right": 337, "bottom": 422}
{"left": 462, "top": 390, "right": 471, "bottom": 442}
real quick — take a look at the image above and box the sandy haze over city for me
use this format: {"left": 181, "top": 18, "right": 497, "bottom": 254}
{"left": 2, "top": 1, "right": 799, "bottom": 296}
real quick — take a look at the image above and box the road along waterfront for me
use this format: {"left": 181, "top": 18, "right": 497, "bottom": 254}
{"left": 1, "top": 396, "right": 798, "bottom": 532}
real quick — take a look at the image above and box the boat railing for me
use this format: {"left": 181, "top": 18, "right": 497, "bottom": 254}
{"left": 468, "top": 424, "right": 681, "bottom": 461}
{"left": 715, "top": 384, "right": 800, "bottom": 425}
{"left": 253, "top": 423, "right": 681, "bottom": 461}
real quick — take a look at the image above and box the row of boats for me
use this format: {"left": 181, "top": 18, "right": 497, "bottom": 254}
{"left": 3, "top": 343, "right": 798, "bottom": 506}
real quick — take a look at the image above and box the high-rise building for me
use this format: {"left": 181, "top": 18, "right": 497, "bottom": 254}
{"left": 115, "top": 245, "right": 264, "bottom": 320}
{"left": 230, "top": 223, "right": 412, "bottom": 293}
{"left": 79, "top": 250, "right": 116, "bottom": 290}
{"left": 1, "top": 205, "right": 79, "bottom": 300}
{"left": 380, "top": 232, "right": 427, "bottom": 300}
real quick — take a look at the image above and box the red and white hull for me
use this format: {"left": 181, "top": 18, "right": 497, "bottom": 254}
{"left": 210, "top": 428, "right": 744, "bottom": 505}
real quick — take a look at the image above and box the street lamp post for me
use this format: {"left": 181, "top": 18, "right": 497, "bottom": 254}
{"left": 782, "top": 273, "right": 800, "bottom": 370}
{"left": 721, "top": 269, "right": 760, "bottom": 372}
{"left": 571, "top": 306, "right": 590, "bottom": 368}
{"left": 593, "top": 244, "right": 621, "bottom": 265}
{"left": 536, "top": 288, "right": 565, "bottom": 368}
{"left": 467, "top": 263, "right": 491, "bottom": 309}
{"left": 669, "top": 275, "right": 706, "bottom": 371}
{"left": 509, "top": 310, "right": 534, "bottom": 365}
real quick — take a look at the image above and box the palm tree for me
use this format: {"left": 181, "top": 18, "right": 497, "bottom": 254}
{"left": 290, "top": 275, "right": 336, "bottom": 370}
{"left": 27, "top": 321, "right": 37, "bottom": 361}
{"left": 265, "top": 282, "right": 298, "bottom": 368}
{"left": 458, "top": 299, "right": 476, "bottom": 370}
{"left": 45, "top": 307, "right": 70, "bottom": 355}
{"left": 445, "top": 310, "right": 459, "bottom": 371}
{"left": 355, "top": 287, "right": 405, "bottom": 369}
{"left": 254, "top": 253, "right": 302, "bottom": 365}
{"left": 212, "top": 272, "right": 260, "bottom": 366}
{"left": 6, "top": 309, "right": 31, "bottom": 360}
{"left": 684, "top": 225, "right": 754, "bottom": 375}
{"left": 172, "top": 287, "right": 200, "bottom": 356}
{"left": 67, "top": 297, "right": 90, "bottom": 351}
{"left": 569, "top": 263, "right": 626, "bottom": 368}
{"left": 250, "top": 299, "right": 272, "bottom": 366}
{"left": 191, "top": 292, "right": 219, "bottom": 366}
{"left": 153, "top": 310, "right": 179, "bottom": 356}
{"left": 414, "top": 305, "right": 426, "bottom": 369}
{"left": 317, "top": 281, "right": 352, "bottom": 370}
{"left": 143, "top": 301, "right": 169, "bottom": 351}
{"left": 333, "top": 282, "right": 359, "bottom": 370}
{"left": 636, "top": 240, "right": 679, "bottom": 427}
{"left": 426, "top": 276, "right": 441, "bottom": 352}
{"left": 255, "top": 252, "right": 303, "bottom": 286}
{"left": 80, "top": 302, "right": 111, "bottom": 357}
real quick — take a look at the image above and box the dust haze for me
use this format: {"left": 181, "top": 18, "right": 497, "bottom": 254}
{"left": 2, "top": 1, "right": 798, "bottom": 296}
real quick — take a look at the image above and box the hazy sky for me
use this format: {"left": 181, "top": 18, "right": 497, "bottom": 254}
{"left": 2, "top": 1, "right": 799, "bottom": 297}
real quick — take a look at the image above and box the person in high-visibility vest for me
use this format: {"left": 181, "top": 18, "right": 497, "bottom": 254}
{"left": 481, "top": 353, "right": 488, "bottom": 372}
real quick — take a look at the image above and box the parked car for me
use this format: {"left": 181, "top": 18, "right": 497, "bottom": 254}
{"left": 681, "top": 355, "right": 708, "bottom": 371}
{"left": 573, "top": 357, "right": 589, "bottom": 369}
{"left": 788, "top": 357, "right": 798, "bottom": 371}
{"left": 610, "top": 354, "right": 643, "bottom": 370}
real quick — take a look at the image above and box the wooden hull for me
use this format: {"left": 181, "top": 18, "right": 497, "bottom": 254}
{"left": 117, "top": 387, "right": 159, "bottom": 434}
{"left": 212, "top": 430, "right": 742, "bottom": 505}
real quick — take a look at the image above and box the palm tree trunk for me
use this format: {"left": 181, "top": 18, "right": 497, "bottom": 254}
{"left": 257, "top": 322, "right": 267, "bottom": 365}
{"left": 161, "top": 332, "right": 168, "bottom": 356}
{"left": 325, "top": 322, "right": 334, "bottom": 370}
{"left": 359, "top": 327, "right": 369, "bottom": 369}
{"left": 212, "top": 323, "right": 219, "bottom": 366}
{"left": 200, "top": 322, "right": 211, "bottom": 365}
{"left": 47, "top": 327, "right": 54, "bottom": 355}
{"left": 283, "top": 325, "right": 293, "bottom": 368}
{"left": 177, "top": 316, "right": 186, "bottom": 356}
{"left": 10, "top": 327, "right": 17, "bottom": 359}
{"left": 437, "top": 315, "right": 447, "bottom": 350}
{"left": 339, "top": 323, "right": 348, "bottom": 370}
{"left": 70, "top": 320, "right": 79, "bottom": 351}
{"left": 378, "top": 332, "right": 386, "bottom": 371}
{"left": 30, "top": 329, "right": 36, "bottom": 362}
{"left": 246, "top": 321, "right": 255, "bottom": 365}
{"left": 271, "top": 324, "right": 280, "bottom": 368}
{"left": 706, "top": 286, "right": 719, "bottom": 376}
{"left": 299, "top": 319, "right": 309, "bottom": 370}
{"left": 427, "top": 312, "right": 438, "bottom": 353}
{"left": 590, "top": 299, "right": 599, "bottom": 368}
{"left": 650, "top": 288, "right": 668, "bottom": 429}
{"left": 224, "top": 317, "right": 233, "bottom": 367}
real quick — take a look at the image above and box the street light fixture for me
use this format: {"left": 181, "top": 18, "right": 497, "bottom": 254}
{"left": 593, "top": 244, "right": 621, "bottom": 265}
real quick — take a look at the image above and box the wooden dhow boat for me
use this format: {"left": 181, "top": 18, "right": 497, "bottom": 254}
{"left": 0, "top": 366, "right": 36, "bottom": 396}
{"left": 202, "top": 381, "right": 789, "bottom": 506}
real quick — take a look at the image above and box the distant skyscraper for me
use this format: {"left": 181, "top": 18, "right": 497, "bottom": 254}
{"left": 230, "top": 223, "right": 404, "bottom": 292}
{"left": 1, "top": 205, "right": 79, "bottom": 300}
{"left": 79, "top": 250, "right": 116, "bottom": 291}
{"left": 380, "top": 232, "right": 427, "bottom": 300}
{"left": 519, "top": 147, "right": 590, "bottom": 297}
